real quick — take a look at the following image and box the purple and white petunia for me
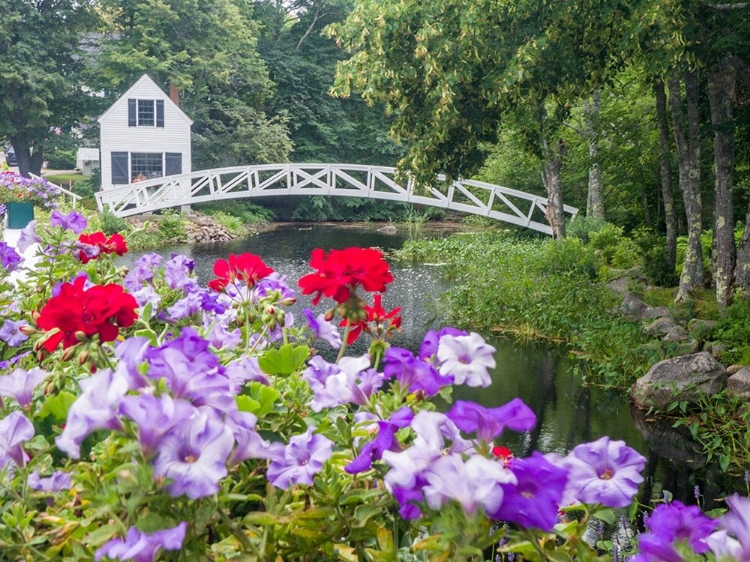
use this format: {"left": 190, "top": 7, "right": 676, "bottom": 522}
{"left": 346, "top": 406, "right": 414, "bottom": 474}
{"left": 383, "top": 347, "right": 448, "bottom": 396}
{"left": 636, "top": 500, "right": 717, "bottom": 561}
{"left": 436, "top": 332, "right": 496, "bottom": 387}
{"left": 17, "top": 220, "right": 41, "bottom": 253}
{"left": 118, "top": 394, "right": 196, "bottom": 455}
{"left": 0, "top": 319, "right": 30, "bottom": 347}
{"left": 707, "top": 494, "right": 750, "bottom": 561}
{"left": 555, "top": 436, "right": 647, "bottom": 508}
{"left": 303, "top": 354, "right": 384, "bottom": 412}
{"left": 267, "top": 427, "right": 334, "bottom": 489}
{"left": 154, "top": 411, "right": 234, "bottom": 499}
{"left": 95, "top": 522, "right": 187, "bottom": 562}
{"left": 0, "top": 367, "right": 49, "bottom": 407}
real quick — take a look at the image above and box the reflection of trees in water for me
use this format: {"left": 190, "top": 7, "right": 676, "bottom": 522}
{"left": 525, "top": 348, "right": 559, "bottom": 455}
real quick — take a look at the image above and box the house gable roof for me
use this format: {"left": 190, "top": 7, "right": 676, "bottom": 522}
{"left": 97, "top": 74, "right": 193, "bottom": 126}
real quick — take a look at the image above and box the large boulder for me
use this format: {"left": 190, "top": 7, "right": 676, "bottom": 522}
{"left": 727, "top": 368, "right": 750, "bottom": 400}
{"left": 644, "top": 316, "right": 677, "bottom": 336}
{"left": 621, "top": 295, "right": 649, "bottom": 320}
{"left": 631, "top": 352, "right": 727, "bottom": 410}
{"left": 643, "top": 306, "right": 673, "bottom": 320}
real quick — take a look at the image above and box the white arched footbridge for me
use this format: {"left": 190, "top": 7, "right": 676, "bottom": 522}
{"left": 95, "top": 163, "right": 578, "bottom": 235}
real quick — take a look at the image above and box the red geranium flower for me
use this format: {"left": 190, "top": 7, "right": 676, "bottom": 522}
{"left": 77, "top": 232, "right": 129, "bottom": 263}
{"left": 208, "top": 253, "right": 274, "bottom": 292}
{"left": 298, "top": 247, "right": 394, "bottom": 305}
{"left": 36, "top": 276, "right": 138, "bottom": 352}
{"left": 342, "top": 294, "right": 402, "bottom": 344}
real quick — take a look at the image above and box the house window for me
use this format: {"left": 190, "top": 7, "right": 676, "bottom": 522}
{"left": 131, "top": 153, "right": 163, "bottom": 181}
{"left": 137, "top": 100, "right": 155, "bottom": 126}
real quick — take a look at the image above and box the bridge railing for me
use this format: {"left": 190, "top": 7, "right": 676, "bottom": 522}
{"left": 95, "top": 163, "right": 578, "bottom": 235}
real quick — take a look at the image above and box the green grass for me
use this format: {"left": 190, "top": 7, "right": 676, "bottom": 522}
{"left": 44, "top": 172, "right": 85, "bottom": 184}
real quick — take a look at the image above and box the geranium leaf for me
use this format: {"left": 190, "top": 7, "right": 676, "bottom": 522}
{"left": 38, "top": 391, "right": 76, "bottom": 422}
{"left": 258, "top": 344, "right": 309, "bottom": 376}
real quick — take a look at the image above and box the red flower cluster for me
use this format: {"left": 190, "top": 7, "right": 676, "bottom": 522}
{"left": 343, "top": 294, "right": 402, "bottom": 344}
{"left": 298, "top": 247, "right": 394, "bottom": 305}
{"left": 36, "top": 277, "right": 138, "bottom": 352}
{"left": 77, "top": 232, "right": 128, "bottom": 264}
{"left": 208, "top": 253, "right": 274, "bottom": 292}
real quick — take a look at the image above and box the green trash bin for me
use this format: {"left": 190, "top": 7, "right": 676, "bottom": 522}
{"left": 7, "top": 202, "right": 35, "bottom": 229}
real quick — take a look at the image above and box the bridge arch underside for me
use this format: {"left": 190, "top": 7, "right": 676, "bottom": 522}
{"left": 95, "top": 164, "right": 578, "bottom": 235}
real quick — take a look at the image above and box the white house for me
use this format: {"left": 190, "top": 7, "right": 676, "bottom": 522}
{"left": 98, "top": 74, "right": 193, "bottom": 190}
{"left": 76, "top": 148, "right": 100, "bottom": 177}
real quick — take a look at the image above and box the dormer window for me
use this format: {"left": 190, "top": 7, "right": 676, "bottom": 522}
{"left": 128, "top": 99, "right": 164, "bottom": 127}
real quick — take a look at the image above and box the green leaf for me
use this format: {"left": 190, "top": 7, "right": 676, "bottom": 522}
{"left": 352, "top": 504, "right": 383, "bottom": 528}
{"left": 38, "top": 391, "right": 77, "bottom": 422}
{"left": 719, "top": 454, "right": 730, "bottom": 472}
{"left": 592, "top": 507, "right": 616, "bottom": 525}
{"left": 235, "top": 395, "right": 261, "bottom": 414}
{"left": 258, "top": 344, "right": 309, "bottom": 376}
{"left": 247, "top": 382, "right": 280, "bottom": 418}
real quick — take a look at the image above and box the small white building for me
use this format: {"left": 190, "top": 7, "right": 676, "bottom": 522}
{"left": 76, "top": 148, "right": 100, "bottom": 177}
{"left": 98, "top": 74, "right": 193, "bottom": 190}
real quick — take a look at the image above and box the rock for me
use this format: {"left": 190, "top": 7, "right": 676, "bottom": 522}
{"left": 607, "top": 276, "right": 630, "bottom": 296}
{"left": 642, "top": 306, "right": 673, "bottom": 320}
{"left": 675, "top": 339, "right": 701, "bottom": 355}
{"left": 644, "top": 316, "right": 677, "bottom": 336}
{"left": 727, "top": 364, "right": 744, "bottom": 375}
{"left": 621, "top": 294, "right": 649, "bottom": 320}
{"left": 711, "top": 342, "right": 727, "bottom": 358}
{"left": 727, "top": 368, "right": 750, "bottom": 400}
{"left": 663, "top": 325, "right": 689, "bottom": 342}
{"left": 377, "top": 225, "right": 397, "bottom": 235}
{"left": 687, "top": 319, "right": 717, "bottom": 339}
{"left": 631, "top": 351, "right": 727, "bottom": 410}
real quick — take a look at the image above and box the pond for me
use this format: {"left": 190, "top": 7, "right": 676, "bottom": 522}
{"left": 125, "top": 223, "right": 728, "bottom": 510}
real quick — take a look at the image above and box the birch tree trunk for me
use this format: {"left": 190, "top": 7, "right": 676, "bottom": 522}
{"left": 584, "top": 89, "right": 604, "bottom": 220}
{"left": 542, "top": 137, "right": 566, "bottom": 239}
{"left": 708, "top": 58, "right": 736, "bottom": 310}
{"left": 654, "top": 79, "right": 677, "bottom": 272}
{"left": 669, "top": 70, "right": 703, "bottom": 302}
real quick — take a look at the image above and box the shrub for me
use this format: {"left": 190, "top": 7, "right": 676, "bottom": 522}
{"left": 157, "top": 210, "right": 186, "bottom": 241}
{"left": 99, "top": 210, "right": 127, "bottom": 235}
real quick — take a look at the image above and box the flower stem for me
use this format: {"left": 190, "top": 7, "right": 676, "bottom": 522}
{"left": 336, "top": 319, "right": 352, "bottom": 363}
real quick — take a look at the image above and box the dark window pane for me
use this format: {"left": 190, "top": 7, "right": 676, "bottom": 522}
{"left": 131, "top": 152, "right": 163, "bottom": 181}
{"left": 156, "top": 100, "right": 164, "bottom": 127}
{"left": 128, "top": 99, "right": 137, "bottom": 127}
{"left": 137, "top": 100, "right": 155, "bottom": 126}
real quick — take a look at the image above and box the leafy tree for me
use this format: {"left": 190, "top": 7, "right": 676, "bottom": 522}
{"left": 0, "top": 0, "right": 97, "bottom": 176}
{"left": 94, "top": 0, "right": 292, "bottom": 167}
{"left": 328, "top": 0, "right": 645, "bottom": 237}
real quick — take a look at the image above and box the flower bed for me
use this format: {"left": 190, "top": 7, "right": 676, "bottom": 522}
{"left": 0, "top": 171, "right": 62, "bottom": 215}
{"left": 0, "top": 213, "right": 747, "bottom": 561}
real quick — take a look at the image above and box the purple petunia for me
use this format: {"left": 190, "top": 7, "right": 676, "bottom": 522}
{"left": 302, "top": 308, "right": 341, "bottom": 349}
{"left": 50, "top": 210, "right": 87, "bottom": 234}
{"left": 154, "top": 411, "right": 234, "bottom": 499}
{"left": 490, "top": 452, "right": 568, "bottom": 531}
{"left": 0, "top": 319, "right": 30, "bottom": 347}
{"left": 707, "top": 494, "right": 750, "bottom": 561}
{"left": 56, "top": 368, "right": 131, "bottom": 458}
{"left": 636, "top": 500, "right": 717, "bottom": 561}
{"left": 118, "top": 394, "right": 196, "bottom": 455}
{"left": 0, "top": 411, "right": 35, "bottom": 469}
{"left": 28, "top": 470, "right": 72, "bottom": 493}
{"left": 346, "top": 407, "right": 414, "bottom": 474}
{"left": 0, "top": 242, "right": 22, "bottom": 272}
{"left": 303, "top": 354, "right": 385, "bottom": 412}
{"left": 0, "top": 367, "right": 49, "bottom": 407}
{"left": 446, "top": 399, "right": 537, "bottom": 443}
{"left": 95, "top": 522, "right": 187, "bottom": 562}
{"left": 267, "top": 427, "right": 334, "bottom": 489}
{"left": 383, "top": 347, "right": 448, "bottom": 396}
{"left": 436, "top": 332, "right": 496, "bottom": 387}
{"left": 419, "top": 327, "right": 467, "bottom": 361}
{"left": 556, "top": 436, "right": 647, "bottom": 508}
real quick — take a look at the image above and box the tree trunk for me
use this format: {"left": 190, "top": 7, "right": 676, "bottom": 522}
{"left": 542, "top": 137, "right": 566, "bottom": 239}
{"left": 708, "top": 59, "right": 736, "bottom": 310}
{"left": 9, "top": 136, "right": 43, "bottom": 177}
{"left": 584, "top": 89, "right": 604, "bottom": 220}
{"left": 669, "top": 70, "right": 703, "bottom": 302}
{"left": 654, "top": 79, "right": 677, "bottom": 272}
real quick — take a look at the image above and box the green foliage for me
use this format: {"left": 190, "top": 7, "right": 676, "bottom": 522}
{"left": 588, "top": 223, "right": 641, "bottom": 269}
{"left": 99, "top": 210, "right": 127, "bottom": 236}
{"left": 566, "top": 216, "right": 607, "bottom": 244}
{"left": 212, "top": 212, "right": 245, "bottom": 235}
{"left": 396, "top": 232, "right": 651, "bottom": 387}
{"left": 632, "top": 229, "right": 678, "bottom": 286}
{"left": 157, "top": 211, "right": 186, "bottom": 242}
{"left": 715, "top": 299, "right": 750, "bottom": 364}
{"left": 196, "top": 200, "right": 276, "bottom": 225}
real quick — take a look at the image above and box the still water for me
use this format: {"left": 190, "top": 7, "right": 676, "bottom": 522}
{"left": 126, "top": 223, "right": 727, "bottom": 507}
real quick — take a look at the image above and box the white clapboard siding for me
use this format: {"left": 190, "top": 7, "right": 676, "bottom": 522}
{"left": 99, "top": 75, "right": 192, "bottom": 190}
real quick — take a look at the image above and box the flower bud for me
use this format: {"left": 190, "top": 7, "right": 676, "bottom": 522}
{"left": 74, "top": 331, "right": 88, "bottom": 342}
{"left": 282, "top": 297, "right": 297, "bottom": 306}
{"left": 77, "top": 350, "right": 90, "bottom": 366}
{"left": 266, "top": 306, "right": 276, "bottom": 315}
{"left": 324, "top": 308, "right": 335, "bottom": 322}
{"left": 61, "top": 346, "right": 77, "bottom": 361}
{"left": 19, "top": 325, "right": 38, "bottom": 336}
